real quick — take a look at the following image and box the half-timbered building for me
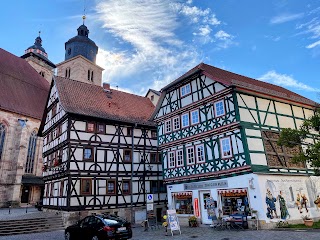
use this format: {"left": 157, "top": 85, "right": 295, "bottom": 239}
{"left": 40, "top": 78, "right": 166, "bottom": 222}
{"left": 152, "top": 63, "right": 320, "bottom": 227}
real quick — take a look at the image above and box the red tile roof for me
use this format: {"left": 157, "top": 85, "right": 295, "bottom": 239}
{"left": 55, "top": 76, "right": 156, "bottom": 126}
{"left": 0, "top": 48, "right": 50, "bottom": 120}
{"left": 162, "top": 63, "right": 316, "bottom": 107}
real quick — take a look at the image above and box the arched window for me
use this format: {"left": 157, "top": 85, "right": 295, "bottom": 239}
{"left": 87, "top": 70, "right": 90, "bottom": 81}
{"left": 0, "top": 123, "right": 6, "bottom": 161}
{"left": 25, "top": 130, "right": 37, "bottom": 173}
{"left": 91, "top": 70, "right": 94, "bottom": 82}
{"left": 39, "top": 71, "right": 45, "bottom": 77}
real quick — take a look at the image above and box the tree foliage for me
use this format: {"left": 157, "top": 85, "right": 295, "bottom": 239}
{"left": 277, "top": 108, "right": 320, "bottom": 174}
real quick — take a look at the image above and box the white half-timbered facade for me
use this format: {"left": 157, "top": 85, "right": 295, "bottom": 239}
{"left": 40, "top": 77, "right": 166, "bottom": 222}
{"left": 152, "top": 63, "right": 320, "bottom": 227}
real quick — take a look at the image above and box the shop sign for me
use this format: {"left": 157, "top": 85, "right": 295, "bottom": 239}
{"left": 184, "top": 180, "right": 228, "bottom": 190}
{"left": 194, "top": 198, "right": 200, "bottom": 217}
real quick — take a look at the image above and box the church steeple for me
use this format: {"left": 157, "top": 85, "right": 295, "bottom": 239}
{"left": 64, "top": 16, "right": 98, "bottom": 63}
{"left": 21, "top": 32, "right": 56, "bottom": 83}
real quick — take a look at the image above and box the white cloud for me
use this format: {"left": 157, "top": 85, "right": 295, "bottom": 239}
{"left": 270, "top": 13, "right": 304, "bottom": 24}
{"left": 259, "top": 70, "right": 319, "bottom": 92}
{"left": 306, "top": 40, "right": 320, "bottom": 49}
{"left": 214, "top": 30, "right": 232, "bottom": 40}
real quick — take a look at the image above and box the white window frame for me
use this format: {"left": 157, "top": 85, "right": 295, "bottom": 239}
{"left": 173, "top": 117, "right": 180, "bottom": 131}
{"left": 214, "top": 100, "right": 225, "bottom": 117}
{"left": 181, "top": 113, "right": 190, "bottom": 128}
{"left": 220, "top": 137, "right": 232, "bottom": 159}
{"left": 196, "top": 145, "right": 205, "bottom": 163}
{"left": 186, "top": 147, "right": 195, "bottom": 165}
{"left": 165, "top": 119, "right": 172, "bottom": 133}
{"left": 176, "top": 149, "right": 184, "bottom": 167}
{"left": 180, "top": 83, "right": 191, "bottom": 97}
{"left": 191, "top": 110, "right": 200, "bottom": 125}
{"left": 168, "top": 151, "right": 175, "bottom": 168}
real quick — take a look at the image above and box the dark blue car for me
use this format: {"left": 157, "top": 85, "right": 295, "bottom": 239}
{"left": 65, "top": 214, "right": 132, "bottom": 240}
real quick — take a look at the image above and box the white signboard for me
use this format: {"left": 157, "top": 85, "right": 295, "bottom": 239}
{"left": 167, "top": 209, "right": 181, "bottom": 236}
{"left": 147, "top": 203, "right": 154, "bottom": 211}
{"left": 146, "top": 194, "right": 153, "bottom": 203}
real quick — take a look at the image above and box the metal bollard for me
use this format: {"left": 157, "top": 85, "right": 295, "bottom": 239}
{"left": 26, "top": 203, "right": 29, "bottom": 213}
{"left": 9, "top": 205, "right": 11, "bottom": 214}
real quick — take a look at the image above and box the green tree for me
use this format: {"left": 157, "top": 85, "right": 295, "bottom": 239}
{"left": 277, "top": 108, "right": 320, "bottom": 174}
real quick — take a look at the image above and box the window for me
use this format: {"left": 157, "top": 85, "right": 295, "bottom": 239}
{"left": 107, "top": 180, "right": 116, "bottom": 194}
{"left": 122, "top": 180, "right": 131, "bottom": 194}
{"left": 81, "top": 179, "right": 92, "bottom": 195}
{"left": 196, "top": 145, "right": 205, "bottom": 163}
{"left": 165, "top": 120, "right": 171, "bottom": 133}
{"left": 39, "top": 71, "right": 45, "bottom": 77}
{"left": 173, "top": 192, "right": 193, "bottom": 214}
{"left": 87, "top": 122, "right": 95, "bottom": 132}
{"left": 215, "top": 100, "right": 225, "bottom": 117}
{"left": 140, "top": 153, "right": 145, "bottom": 162}
{"left": 50, "top": 182, "right": 54, "bottom": 197}
{"left": 181, "top": 113, "right": 189, "bottom": 128}
{"left": 65, "top": 67, "right": 71, "bottom": 78}
{"left": 191, "top": 110, "right": 199, "bottom": 125}
{"left": 91, "top": 71, "right": 94, "bottom": 82}
{"left": 97, "top": 123, "right": 105, "bottom": 134}
{"left": 150, "top": 153, "right": 158, "bottom": 163}
{"left": 150, "top": 180, "right": 158, "bottom": 194}
{"left": 123, "top": 149, "right": 132, "bottom": 162}
{"left": 168, "top": 152, "right": 175, "bottom": 168}
{"left": 173, "top": 117, "right": 180, "bottom": 131}
{"left": 51, "top": 104, "right": 57, "bottom": 117}
{"left": 60, "top": 181, "right": 64, "bottom": 197}
{"left": 83, "top": 147, "right": 93, "bottom": 161}
{"left": 176, "top": 149, "right": 183, "bottom": 167}
{"left": 220, "top": 137, "right": 232, "bottom": 158}
{"left": 127, "top": 127, "right": 132, "bottom": 136}
{"left": 151, "top": 95, "right": 154, "bottom": 101}
{"left": 187, "top": 147, "right": 195, "bottom": 165}
{"left": 0, "top": 123, "right": 6, "bottom": 161}
{"left": 25, "top": 130, "right": 37, "bottom": 173}
{"left": 151, "top": 130, "right": 157, "bottom": 139}
{"left": 180, "top": 83, "right": 191, "bottom": 97}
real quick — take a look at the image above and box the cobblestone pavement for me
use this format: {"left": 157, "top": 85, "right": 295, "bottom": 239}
{"left": 0, "top": 226, "right": 320, "bottom": 240}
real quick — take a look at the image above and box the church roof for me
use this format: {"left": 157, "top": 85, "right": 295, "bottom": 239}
{"left": 162, "top": 63, "right": 316, "bottom": 107}
{"left": 0, "top": 48, "right": 50, "bottom": 119}
{"left": 54, "top": 76, "right": 156, "bottom": 126}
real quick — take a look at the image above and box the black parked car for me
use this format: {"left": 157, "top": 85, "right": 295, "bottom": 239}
{"left": 65, "top": 214, "right": 132, "bottom": 240}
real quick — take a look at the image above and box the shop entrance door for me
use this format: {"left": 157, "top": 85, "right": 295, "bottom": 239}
{"left": 199, "top": 191, "right": 211, "bottom": 224}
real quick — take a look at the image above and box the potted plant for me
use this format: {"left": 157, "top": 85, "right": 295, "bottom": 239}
{"left": 302, "top": 215, "right": 313, "bottom": 227}
{"left": 188, "top": 215, "right": 198, "bottom": 227}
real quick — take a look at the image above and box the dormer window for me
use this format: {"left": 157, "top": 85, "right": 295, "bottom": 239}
{"left": 39, "top": 71, "right": 45, "bottom": 77}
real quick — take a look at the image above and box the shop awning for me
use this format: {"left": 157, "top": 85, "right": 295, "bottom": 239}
{"left": 172, "top": 192, "right": 192, "bottom": 196}
{"left": 218, "top": 188, "right": 247, "bottom": 194}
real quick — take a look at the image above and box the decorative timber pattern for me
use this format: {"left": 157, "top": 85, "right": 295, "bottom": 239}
{"left": 41, "top": 82, "right": 166, "bottom": 211}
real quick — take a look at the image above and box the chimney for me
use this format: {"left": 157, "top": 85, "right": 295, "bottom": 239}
{"left": 103, "top": 83, "right": 111, "bottom": 92}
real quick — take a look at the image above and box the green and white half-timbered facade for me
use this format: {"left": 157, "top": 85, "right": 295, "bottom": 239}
{"left": 152, "top": 63, "right": 320, "bottom": 227}
{"left": 40, "top": 77, "right": 166, "bottom": 222}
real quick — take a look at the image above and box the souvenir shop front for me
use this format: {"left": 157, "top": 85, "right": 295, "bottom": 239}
{"left": 218, "top": 188, "right": 250, "bottom": 216}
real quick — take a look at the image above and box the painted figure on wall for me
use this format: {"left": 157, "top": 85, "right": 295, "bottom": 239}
{"left": 301, "top": 194, "right": 308, "bottom": 213}
{"left": 277, "top": 191, "right": 289, "bottom": 220}
{"left": 296, "top": 193, "right": 302, "bottom": 213}
{"left": 266, "top": 188, "right": 278, "bottom": 219}
{"left": 314, "top": 195, "right": 320, "bottom": 210}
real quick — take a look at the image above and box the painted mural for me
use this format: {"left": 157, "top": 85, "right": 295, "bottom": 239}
{"left": 262, "top": 176, "right": 320, "bottom": 221}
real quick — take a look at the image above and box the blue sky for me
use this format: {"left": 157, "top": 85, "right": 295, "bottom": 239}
{"left": 1, "top": 0, "right": 320, "bottom": 101}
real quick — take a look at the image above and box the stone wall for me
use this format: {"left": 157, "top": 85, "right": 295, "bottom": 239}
{"left": 0, "top": 110, "right": 43, "bottom": 207}
{"left": 25, "top": 56, "right": 54, "bottom": 83}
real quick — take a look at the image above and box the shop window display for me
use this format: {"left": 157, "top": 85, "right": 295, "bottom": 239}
{"left": 173, "top": 193, "right": 193, "bottom": 214}
{"left": 219, "top": 189, "right": 250, "bottom": 216}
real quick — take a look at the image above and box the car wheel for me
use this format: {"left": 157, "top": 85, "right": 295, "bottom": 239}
{"left": 92, "top": 236, "right": 99, "bottom": 240}
{"left": 65, "top": 231, "right": 72, "bottom": 240}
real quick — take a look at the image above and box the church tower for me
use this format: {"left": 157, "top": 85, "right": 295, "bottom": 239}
{"left": 56, "top": 16, "right": 104, "bottom": 86}
{"left": 21, "top": 32, "right": 56, "bottom": 82}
